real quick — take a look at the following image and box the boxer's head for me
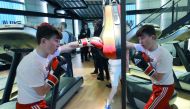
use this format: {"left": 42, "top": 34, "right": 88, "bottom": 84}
{"left": 136, "top": 25, "right": 157, "bottom": 50}
{"left": 36, "top": 23, "right": 62, "bottom": 55}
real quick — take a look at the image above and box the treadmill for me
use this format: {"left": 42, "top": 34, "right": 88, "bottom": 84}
{"left": 0, "top": 24, "right": 84, "bottom": 109}
{"left": 159, "top": 25, "right": 190, "bottom": 91}
{"left": 0, "top": 24, "right": 37, "bottom": 64}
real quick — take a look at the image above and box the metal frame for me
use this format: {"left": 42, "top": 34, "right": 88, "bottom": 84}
{"left": 0, "top": 8, "right": 74, "bottom": 19}
{"left": 121, "top": 0, "right": 126, "bottom": 109}
{"left": 44, "top": 0, "right": 81, "bottom": 19}
{"left": 172, "top": 43, "right": 190, "bottom": 91}
{"left": 161, "top": 11, "right": 190, "bottom": 37}
{"left": 0, "top": 0, "right": 24, "bottom": 4}
{"left": 50, "top": 78, "right": 60, "bottom": 109}
{"left": 55, "top": 0, "right": 88, "bottom": 9}
{"left": 1, "top": 49, "right": 33, "bottom": 104}
{"left": 173, "top": 43, "right": 190, "bottom": 72}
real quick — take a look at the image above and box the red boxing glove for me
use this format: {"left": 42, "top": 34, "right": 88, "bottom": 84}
{"left": 78, "top": 37, "right": 103, "bottom": 49}
{"left": 141, "top": 52, "right": 151, "bottom": 62}
{"left": 46, "top": 56, "right": 66, "bottom": 88}
{"left": 132, "top": 51, "right": 156, "bottom": 77}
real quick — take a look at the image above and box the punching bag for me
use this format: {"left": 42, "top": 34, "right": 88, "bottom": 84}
{"left": 100, "top": 0, "right": 121, "bottom": 59}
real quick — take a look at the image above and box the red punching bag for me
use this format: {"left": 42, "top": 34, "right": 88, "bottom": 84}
{"left": 100, "top": 0, "right": 121, "bottom": 59}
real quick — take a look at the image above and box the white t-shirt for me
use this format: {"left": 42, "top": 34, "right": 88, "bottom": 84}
{"left": 16, "top": 49, "right": 60, "bottom": 104}
{"left": 134, "top": 44, "right": 174, "bottom": 85}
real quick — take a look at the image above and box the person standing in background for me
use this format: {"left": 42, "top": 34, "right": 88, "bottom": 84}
{"left": 59, "top": 22, "right": 70, "bottom": 44}
{"left": 79, "top": 23, "right": 91, "bottom": 62}
{"left": 59, "top": 22, "right": 74, "bottom": 77}
{"left": 91, "top": 20, "right": 110, "bottom": 81}
{"left": 91, "top": 20, "right": 102, "bottom": 74}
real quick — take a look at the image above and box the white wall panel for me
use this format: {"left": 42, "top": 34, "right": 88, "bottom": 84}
{"left": 25, "top": 0, "right": 48, "bottom": 26}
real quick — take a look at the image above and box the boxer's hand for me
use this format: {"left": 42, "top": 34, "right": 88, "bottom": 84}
{"left": 78, "top": 37, "right": 103, "bottom": 49}
{"left": 46, "top": 56, "right": 66, "bottom": 88}
{"left": 132, "top": 51, "right": 156, "bottom": 77}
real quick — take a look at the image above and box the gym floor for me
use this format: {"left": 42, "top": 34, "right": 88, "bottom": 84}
{"left": 64, "top": 54, "right": 190, "bottom": 109}
{"left": 64, "top": 54, "right": 134, "bottom": 109}
{"left": 0, "top": 54, "right": 190, "bottom": 109}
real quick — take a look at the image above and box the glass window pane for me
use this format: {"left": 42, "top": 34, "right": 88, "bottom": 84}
{"left": 0, "top": 1, "right": 25, "bottom": 24}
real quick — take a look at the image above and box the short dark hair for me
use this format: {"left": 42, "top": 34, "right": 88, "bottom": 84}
{"left": 136, "top": 25, "right": 156, "bottom": 37}
{"left": 36, "top": 23, "right": 62, "bottom": 44}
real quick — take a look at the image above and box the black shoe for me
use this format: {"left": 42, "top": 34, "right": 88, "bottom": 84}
{"left": 106, "top": 83, "right": 112, "bottom": 88}
{"left": 170, "top": 104, "right": 178, "bottom": 109}
{"left": 106, "top": 77, "right": 110, "bottom": 81}
{"left": 91, "top": 71, "right": 98, "bottom": 74}
{"left": 85, "top": 59, "right": 90, "bottom": 61}
{"left": 97, "top": 77, "right": 104, "bottom": 81}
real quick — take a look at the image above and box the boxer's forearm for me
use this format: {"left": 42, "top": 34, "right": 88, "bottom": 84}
{"left": 33, "top": 83, "right": 51, "bottom": 96}
{"left": 126, "top": 41, "right": 135, "bottom": 49}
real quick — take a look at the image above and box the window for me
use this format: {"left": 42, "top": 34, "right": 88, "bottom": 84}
{"left": 126, "top": 3, "right": 136, "bottom": 29}
{"left": 0, "top": 1, "right": 25, "bottom": 24}
{"left": 65, "top": 19, "right": 73, "bottom": 34}
{"left": 88, "top": 22, "right": 93, "bottom": 37}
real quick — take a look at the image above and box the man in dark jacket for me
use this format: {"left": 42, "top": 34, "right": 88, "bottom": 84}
{"left": 79, "top": 23, "right": 91, "bottom": 62}
{"left": 91, "top": 20, "right": 110, "bottom": 81}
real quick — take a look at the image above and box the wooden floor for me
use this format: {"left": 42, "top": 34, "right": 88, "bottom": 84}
{"left": 0, "top": 54, "right": 190, "bottom": 109}
{"left": 64, "top": 54, "right": 190, "bottom": 109}
{"left": 64, "top": 54, "right": 134, "bottom": 109}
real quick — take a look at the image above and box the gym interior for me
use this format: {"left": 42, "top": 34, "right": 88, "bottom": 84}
{"left": 0, "top": 0, "right": 190, "bottom": 109}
